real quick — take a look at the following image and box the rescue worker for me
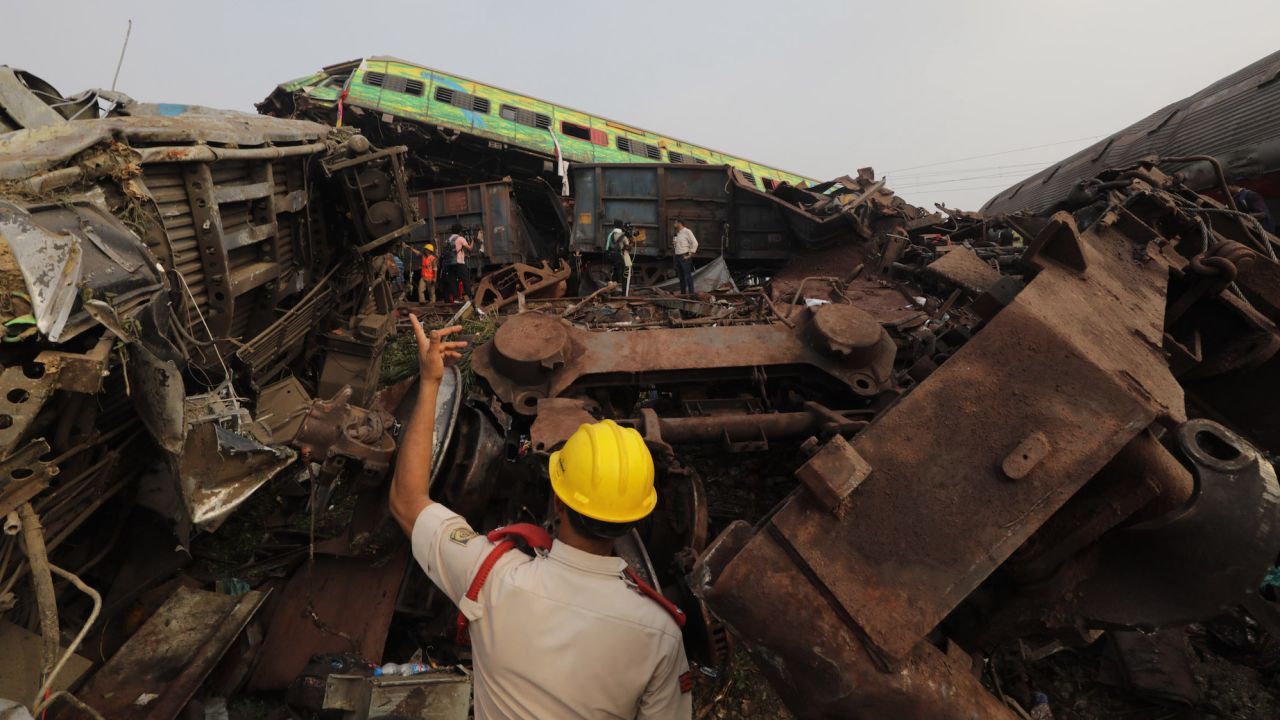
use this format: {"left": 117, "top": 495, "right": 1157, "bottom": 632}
{"left": 671, "top": 218, "right": 698, "bottom": 295}
{"left": 390, "top": 318, "right": 693, "bottom": 720}
{"left": 448, "top": 224, "right": 475, "bottom": 301}
{"left": 605, "top": 219, "right": 628, "bottom": 288}
{"left": 419, "top": 243, "right": 438, "bottom": 303}
{"left": 1227, "top": 177, "right": 1275, "bottom": 234}
{"left": 375, "top": 251, "right": 401, "bottom": 296}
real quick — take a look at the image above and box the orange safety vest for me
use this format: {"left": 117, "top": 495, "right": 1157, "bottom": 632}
{"left": 421, "top": 254, "right": 437, "bottom": 282}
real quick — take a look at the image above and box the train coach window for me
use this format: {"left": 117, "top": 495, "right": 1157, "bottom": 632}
{"left": 561, "top": 121, "right": 609, "bottom": 146}
{"left": 365, "top": 72, "right": 423, "bottom": 96}
{"left": 667, "top": 150, "right": 686, "bottom": 163}
{"left": 561, "top": 121, "right": 590, "bottom": 140}
{"left": 618, "top": 137, "right": 661, "bottom": 160}
{"left": 693, "top": 158, "right": 709, "bottom": 165}
{"left": 502, "top": 105, "right": 551, "bottom": 129}
{"left": 741, "top": 172, "right": 757, "bottom": 185}
{"left": 435, "top": 87, "right": 490, "bottom": 114}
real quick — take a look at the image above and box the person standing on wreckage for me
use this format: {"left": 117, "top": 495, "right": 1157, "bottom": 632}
{"left": 389, "top": 317, "right": 694, "bottom": 720}
{"left": 670, "top": 219, "right": 697, "bottom": 295}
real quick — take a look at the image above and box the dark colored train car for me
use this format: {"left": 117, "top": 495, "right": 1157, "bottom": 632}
{"left": 569, "top": 163, "right": 796, "bottom": 268}
{"left": 412, "top": 179, "right": 567, "bottom": 269}
{"left": 983, "top": 50, "right": 1280, "bottom": 216}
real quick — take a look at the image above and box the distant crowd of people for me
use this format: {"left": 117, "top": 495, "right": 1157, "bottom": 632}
{"left": 380, "top": 218, "right": 704, "bottom": 304}
{"left": 379, "top": 224, "right": 480, "bottom": 304}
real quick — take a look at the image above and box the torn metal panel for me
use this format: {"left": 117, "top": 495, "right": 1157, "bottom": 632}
{"left": 249, "top": 546, "right": 410, "bottom": 691}
{"left": 0, "top": 439, "right": 56, "bottom": 518}
{"left": 175, "top": 392, "right": 297, "bottom": 530}
{"left": 0, "top": 201, "right": 82, "bottom": 341}
{"left": 76, "top": 586, "right": 268, "bottom": 720}
{"left": 0, "top": 68, "right": 70, "bottom": 131}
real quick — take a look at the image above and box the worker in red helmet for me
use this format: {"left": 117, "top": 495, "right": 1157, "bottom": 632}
{"left": 390, "top": 317, "right": 692, "bottom": 719}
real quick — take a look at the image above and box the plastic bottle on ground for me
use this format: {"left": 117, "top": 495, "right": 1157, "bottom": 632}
{"left": 374, "top": 662, "right": 428, "bottom": 677}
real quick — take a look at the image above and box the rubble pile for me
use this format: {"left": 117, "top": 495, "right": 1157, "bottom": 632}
{"left": 2, "top": 63, "right": 1280, "bottom": 720}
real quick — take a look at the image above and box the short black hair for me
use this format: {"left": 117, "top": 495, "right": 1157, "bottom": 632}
{"left": 450, "top": 223, "right": 463, "bottom": 234}
{"left": 565, "top": 505, "right": 634, "bottom": 540}
{"left": 673, "top": 217, "right": 684, "bottom": 226}
{"left": 613, "top": 219, "right": 623, "bottom": 229}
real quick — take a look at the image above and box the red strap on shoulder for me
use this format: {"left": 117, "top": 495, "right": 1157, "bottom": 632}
{"left": 486, "top": 523, "right": 552, "bottom": 550}
{"left": 624, "top": 566, "right": 687, "bottom": 628}
{"left": 455, "top": 524, "right": 552, "bottom": 645}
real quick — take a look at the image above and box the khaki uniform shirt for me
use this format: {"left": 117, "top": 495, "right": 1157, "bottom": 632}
{"left": 412, "top": 505, "right": 693, "bottom": 720}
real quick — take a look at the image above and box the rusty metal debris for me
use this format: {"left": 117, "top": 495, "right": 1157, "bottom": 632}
{"left": 4, "top": 55, "right": 1280, "bottom": 720}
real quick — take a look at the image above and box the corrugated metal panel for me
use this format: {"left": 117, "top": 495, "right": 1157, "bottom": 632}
{"left": 984, "top": 50, "right": 1280, "bottom": 214}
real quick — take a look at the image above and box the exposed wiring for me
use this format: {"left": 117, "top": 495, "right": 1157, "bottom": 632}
{"left": 34, "top": 691, "right": 105, "bottom": 720}
{"left": 171, "top": 266, "right": 240, "bottom": 413}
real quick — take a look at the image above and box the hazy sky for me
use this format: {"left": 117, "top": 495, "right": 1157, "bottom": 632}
{"left": 8, "top": 1, "right": 1279, "bottom": 209}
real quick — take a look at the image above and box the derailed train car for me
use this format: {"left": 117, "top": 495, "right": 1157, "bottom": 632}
{"left": 3, "top": 55, "right": 1280, "bottom": 720}
{"left": 0, "top": 69, "right": 431, "bottom": 716}
{"left": 568, "top": 163, "right": 933, "bottom": 286}
{"left": 983, "top": 49, "right": 1280, "bottom": 217}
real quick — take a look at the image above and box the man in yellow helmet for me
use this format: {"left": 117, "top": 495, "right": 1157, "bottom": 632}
{"left": 418, "top": 243, "right": 437, "bottom": 303}
{"left": 390, "top": 316, "right": 693, "bottom": 720}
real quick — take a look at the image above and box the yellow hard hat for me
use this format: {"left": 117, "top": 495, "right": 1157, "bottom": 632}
{"left": 426, "top": 243, "right": 435, "bottom": 251}
{"left": 549, "top": 420, "right": 656, "bottom": 523}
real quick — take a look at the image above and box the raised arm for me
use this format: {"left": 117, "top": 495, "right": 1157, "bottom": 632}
{"left": 389, "top": 318, "right": 467, "bottom": 535}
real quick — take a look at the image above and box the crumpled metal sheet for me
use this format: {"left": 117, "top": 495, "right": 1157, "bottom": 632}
{"left": 176, "top": 412, "right": 297, "bottom": 531}
{"left": 1, "top": 199, "right": 163, "bottom": 343}
{"left": 0, "top": 67, "right": 65, "bottom": 130}
{"left": 0, "top": 112, "right": 334, "bottom": 180}
{"left": 0, "top": 200, "right": 81, "bottom": 340}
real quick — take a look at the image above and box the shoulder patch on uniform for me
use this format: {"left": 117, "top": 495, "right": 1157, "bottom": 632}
{"left": 679, "top": 670, "right": 693, "bottom": 694}
{"left": 449, "top": 527, "right": 479, "bottom": 545}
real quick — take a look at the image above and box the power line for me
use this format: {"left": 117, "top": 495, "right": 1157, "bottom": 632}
{"left": 896, "top": 181, "right": 1030, "bottom": 196}
{"left": 892, "top": 170, "right": 1040, "bottom": 190}
{"left": 891, "top": 160, "right": 1055, "bottom": 180}
{"left": 885, "top": 135, "right": 1103, "bottom": 174}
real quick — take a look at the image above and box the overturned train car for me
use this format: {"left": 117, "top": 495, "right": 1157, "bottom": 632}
{"left": 0, "top": 70, "right": 424, "bottom": 715}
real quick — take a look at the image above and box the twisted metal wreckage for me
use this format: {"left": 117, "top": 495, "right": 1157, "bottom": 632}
{"left": 2, "top": 66, "right": 1280, "bottom": 719}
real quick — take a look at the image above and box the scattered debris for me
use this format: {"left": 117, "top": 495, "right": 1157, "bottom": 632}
{"left": 3, "top": 55, "right": 1280, "bottom": 720}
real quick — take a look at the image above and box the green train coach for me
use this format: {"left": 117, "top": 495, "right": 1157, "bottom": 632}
{"left": 262, "top": 57, "right": 815, "bottom": 192}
